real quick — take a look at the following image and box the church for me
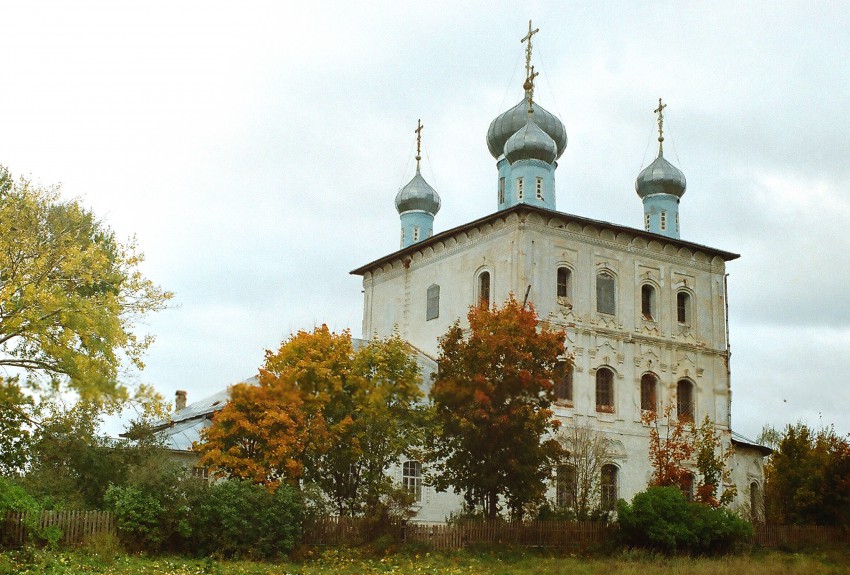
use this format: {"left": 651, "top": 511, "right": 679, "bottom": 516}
{"left": 349, "top": 24, "right": 769, "bottom": 521}
{"left": 156, "top": 24, "right": 768, "bottom": 523}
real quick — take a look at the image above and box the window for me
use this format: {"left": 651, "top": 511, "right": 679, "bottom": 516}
{"left": 644, "top": 213, "right": 650, "bottom": 231}
{"left": 596, "top": 367, "right": 614, "bottom": 412}
{"left": 517, "top": 177, "right": 524, "bottom": 200}
{"left": 677, "top": 379, "right": 694, "bottom": 422}
{"left": 556, "top": 464, "right": 576, "bottom": 509}
{"left": 426, "top": 284, "right": 440, "bottom": 321}
{"left": 640, "top": 373, "right": 657, "bottom": 412}
{"left": 402, "top": 460, "right": 422, "bottom": 502}
{"left": 676, "top": 212, "right": 680, "bottom": 232}
{"left": 660, "top": 211, "right": 667, "bottom": 231}
{"left": 641, "top": 284, "right": 656, "bottom": 320}
{"left": 499, "top": 177, "right": 505, "bottom": 204}
{"left": 750, "top": 482, "right": 761, "bottom": 522}
{"left": 535, "top": 176, "right": 543, "bottom": 200}
{"left": 413, "top": 226, "right": 420, "bottom": 242}
{"left": 556, "top": 267, "right": 571, "bottom": 299}
{"left": 478, "top": 271, "right": 491, "bottom": 307}
{"left": 596, "top": 271, "right": 616, "bottom": 315}
{"left": 192, "top": 466, "right": 210, "bottom": 481}
{"left": 681, "top": 472, "right": 694, "bottom": 501}
{"left": 601, "top": 465, "right": 618, "bottom": 510}
{"left": 400, "top": 228, "right": 405, "bottom": 245}
{"left": 677, "top": 291, "right": 691, "bottom": 325}
{"left": 555, "top": 363, "right": 573, "bottom": 404}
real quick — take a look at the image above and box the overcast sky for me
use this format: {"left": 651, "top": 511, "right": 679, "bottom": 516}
{"left": 1, "top": 1, "right": 848, "bottom": 440}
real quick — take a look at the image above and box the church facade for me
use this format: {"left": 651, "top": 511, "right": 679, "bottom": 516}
{"left": 351, "top": 27, "right": 768, "bottom": 521}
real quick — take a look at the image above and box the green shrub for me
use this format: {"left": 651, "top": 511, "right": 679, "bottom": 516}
{"left": 192, "top": 480, "right": 302, "bottom": 559}
{"left": 0, "top": 477, "right": 39, "bottom": 514}
{"left": 104, "top": 484, "right": 166, "bottom": 552}
{"left": 617, "top": 486, "right": 752, "bottom": 555}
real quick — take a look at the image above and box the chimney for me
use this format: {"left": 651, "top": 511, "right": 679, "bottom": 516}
{"left": 175, "top": 390, "right": 187, "bottom": 411}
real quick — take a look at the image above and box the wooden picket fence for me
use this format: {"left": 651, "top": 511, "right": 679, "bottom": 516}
{"left": 752, "top": 524, "right": 850, "bottom": 548}
{"left": 2, "top": 510, "right": 115, "bottom": 547}
{"left": 302, "top": 517, "right": 614, "bottom": 550}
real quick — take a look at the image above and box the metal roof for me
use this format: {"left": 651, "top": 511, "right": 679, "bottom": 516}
{"left": 351, "top": 204, "right": 739, "bottom": 276}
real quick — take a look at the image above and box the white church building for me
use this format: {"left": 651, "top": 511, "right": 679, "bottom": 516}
{"left": 156, "top": 26, "right": 768, "bottom": 523}
{"left": 349, "top": 27, "right": 769, "bottom": 521}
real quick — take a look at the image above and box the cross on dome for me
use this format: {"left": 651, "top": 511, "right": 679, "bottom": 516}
{"left": 654, "top": 97, "right": 667, "bottom": 155}
{"left": 414, "top": 119, "right": 424, "bottom": 170}
{"left": 520, "top": 20, "right": 539, "bottom": 87}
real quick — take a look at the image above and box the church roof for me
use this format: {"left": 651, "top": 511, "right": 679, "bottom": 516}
{"left": 351, "top": 203, "right": 739, "bottom": 275}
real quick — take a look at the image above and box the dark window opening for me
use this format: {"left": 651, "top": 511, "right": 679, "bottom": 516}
{"left": 478, "top": 272, "right": 491, "bottom": 307}
{"left": 641, "top": 284, "right": 655, "bottom": 320}
{"left": 677, "top": 291, "right": 691, "bottom": 324}
{"left": 601, "top": 465, "right": 618, "bottom": 510}
{"left": 677, "top": 379, "right": 694, "bottom": 422}
{"left": 557, "top": 267, "right": 571, "bottom": 299}
{"left": 596, "top": 368, "right": 614, "bottom": 412}
{"left": 640, "top": 373, "right": 657, "bottom": 412}
{"left": 555, "top": 363, "right": 573, "bottom": 404}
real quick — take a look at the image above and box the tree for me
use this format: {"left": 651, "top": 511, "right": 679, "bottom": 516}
{"left": 555, "top": 418, "right": 615, "bottom": 519}
{"left": 764, "top": 423, "right": 850, "bottom": 526}
{"left": 196, "top": 326, "right": 425, "bottom": 517}
{"left": 428, "top": 296, "right": 567, "bottom": 519}
{"left": 643, "top": 404, "right": 694, "bottom": 492}
{"left": 644, "top": 406, "right": 735, "bottom": 508}
{"left": 692, "top": 416, "right": 736, "bottom": 507}
{"left": 0, "top": 166, "right": 172, "bottom": 400}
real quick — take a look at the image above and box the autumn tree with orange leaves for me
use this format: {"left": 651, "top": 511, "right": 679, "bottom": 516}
{"left": 428, "top": 296, "right": 568, "bottom": 520}
{"left": 643, "top": 406, "right": 735, "bottom": 508}
{"left": 195, "top": 326, "right": 424, "bottom": 516}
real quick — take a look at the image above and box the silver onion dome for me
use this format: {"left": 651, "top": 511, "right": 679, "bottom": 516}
{"left": 487, "top": 96, "right": 567, "bottom": 160}
{"left": 504, "top": 115, "right": 558, "bottom": 165}
{"left": 635, "top": 153, "right": 687, "bottom": 198}
{"left": 395, "top": 169, "right": 441, "bottom": 215}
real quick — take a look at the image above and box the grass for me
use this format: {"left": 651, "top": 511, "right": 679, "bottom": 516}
{"left": 1, "top": 547, "right": 849, "bottom": 575}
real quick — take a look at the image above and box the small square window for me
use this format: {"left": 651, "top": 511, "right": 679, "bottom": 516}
{"left": 536, "top": 177, "right": 543, "bottom": 200}
{"left": 517, "top": 178, "right": 524, "bottom": 200}
{"left": 660, "top": 211, "right": 667, "bottom": 231}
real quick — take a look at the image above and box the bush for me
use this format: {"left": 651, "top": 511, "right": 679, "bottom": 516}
{"left": 192, "top": 480, "right": 302, "bottom": 559}
{"left": 104, "top": 484, "right": 166, "bottom": 552}
{"left": 0, "top": 477, "right": 39, "bottom": 514}
{"left": 617, "top": 486, "right": 752, "bottom": 555}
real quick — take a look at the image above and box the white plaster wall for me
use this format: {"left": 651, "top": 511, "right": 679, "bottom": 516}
{"left": 358, "top": 208, "right": 762, "bottom": 513}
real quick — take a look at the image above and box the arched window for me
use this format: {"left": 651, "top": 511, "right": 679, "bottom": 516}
{"left": 596, "top": 368, "right": 614, "bottom": 413}
{"left": 601, "top": 465, "right": 618, "bottom": 510}
{"left": 557, "top": 267, "right": 572, "bottom": 300}
{"left": 403, "top": 460, "right": 422, "bottom": 502}
{"left": 677, "top": 379, "right": 694, "bottom": 422}
{"left": 681, "top": 472, "right": 695, "bottom": 501}
{"left": 426, "top": 284, "right": 440, "bottom": 321}
{"left": 750, "top": 481, "right": 761, "bottom": 522}
{"left": 477, "top": 271, "right": 491, "bottom": 307}
{"left": 555, "top": 363, "right": 573, "bottom": 405}
{"left": 556, "top": 464, "right": 576, "bottom": 509}
{"left": 677, "top": 291, "right": 692, "bottom": 325}
{"left": 596, "top": 271, "right": 616, "bottom": 315}
{"left": 640, "top": 373, "right": 657, "bottom": 412}
{"left": 641, "top": 284, "right": 656, "bottom": 320}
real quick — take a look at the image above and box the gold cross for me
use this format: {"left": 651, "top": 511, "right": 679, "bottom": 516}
{"left": 414, "top": 119, "right": 424, "bottom": 170}
{"left": 654, "top": 98, "right": 667, "bottom": 154}
{"left": 520, "top": 20, "right": 539, "bottom": 85}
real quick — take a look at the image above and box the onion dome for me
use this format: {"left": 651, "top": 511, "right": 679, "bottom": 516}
{"left": 635, "top": 151, "right": 687, "bottom": 198}
{"left": 504, "top": 114, "right": 558, "bottom": 165}
{"left": 395, "top": 168, "right": 441, "bottom": 215}
{"left": 487, "top": 97, "right": 567, "bottom": 159}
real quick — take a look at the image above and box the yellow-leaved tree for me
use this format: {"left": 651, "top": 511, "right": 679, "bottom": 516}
{"left": 0, "top": 166, "right": 172, "bottom": 401}
{"left": 196, "top": 325, "right": 425, "bottom": 517}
